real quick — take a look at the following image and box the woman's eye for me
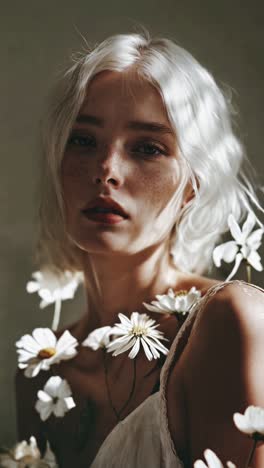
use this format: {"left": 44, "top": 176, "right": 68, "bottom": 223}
{"left": 132, "top": 142, "right": 166, "bottom": 157}
{"left": 67, "top": 134, "right": 96, "bottom": 148}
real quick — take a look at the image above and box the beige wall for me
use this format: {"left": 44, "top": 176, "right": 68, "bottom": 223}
{"left": 1, "top": 0, "right": 263, "bottom": 444}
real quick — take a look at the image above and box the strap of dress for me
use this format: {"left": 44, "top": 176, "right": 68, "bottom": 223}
{"left": 159, "top": 279, "right": 264, "bottom": 463}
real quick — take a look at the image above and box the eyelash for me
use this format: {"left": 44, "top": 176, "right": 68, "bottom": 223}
{"left": 66, "top": 134, "right": 167, "bottom": 158}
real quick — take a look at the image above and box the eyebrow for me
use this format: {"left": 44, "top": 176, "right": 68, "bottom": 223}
{"left": 75, "top": 114, "right": 175, "bottom": 137}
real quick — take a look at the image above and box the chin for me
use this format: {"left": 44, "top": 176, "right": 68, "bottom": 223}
{"left": 70, "top": 231, "right": 132, "bottom": 256}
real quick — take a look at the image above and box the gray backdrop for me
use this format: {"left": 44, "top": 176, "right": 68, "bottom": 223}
{"left": 1, "top": 0, "right": 263, "bottom": 444}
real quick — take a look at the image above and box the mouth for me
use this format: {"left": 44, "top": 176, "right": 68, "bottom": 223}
{"left": 81, "top": 196, "right": 129, "bottom": 224}
{"left": 82, "top": 207, "right": 128, "bottom": 224}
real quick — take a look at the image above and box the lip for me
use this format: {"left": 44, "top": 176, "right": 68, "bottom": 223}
{"left": 82, "top": 197, "right": 129, "bottom": 219}
{"left": 83, "top": 211, "right": 127, "bottom": 225}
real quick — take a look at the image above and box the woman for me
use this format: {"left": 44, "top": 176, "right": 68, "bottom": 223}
{"left": 16, "top": 31, "right": 264, "bottom": 467}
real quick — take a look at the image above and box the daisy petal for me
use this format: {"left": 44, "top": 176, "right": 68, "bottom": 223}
{"left": 128, "top": 337, "right": 141, "bottom": 359}
{"left": 228, "top": 214, "right": 242, "bottom": 243}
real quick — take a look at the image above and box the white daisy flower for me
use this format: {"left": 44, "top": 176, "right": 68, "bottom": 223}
{"left": 35, "top": 376, "right": 75, "bottom": 421}
{"left": 0, "top": 436, "right": 58, "bottom": 467}
{"left": 194, "top": 449, "right": 236, "bottom": 468}
{"left": 233, "top": 405, "right": 264, "bottom": 440}
{"left": 26, "top": 269, "right": 83, "bottom": 309}
{"left": 16, "top": 328, "right": 78, "bottom": 378}
{"left": 13, "top": 435, "right": 40, "bottom": 462}
{"left": 82, "top": 326, "right": 113, "bottom": 350}
{"left": 143, "top": 286, "right": 201, "bottom": 316}
{"left": 26, "top": 269, "right": 84, "bottom": 331}
{"left": 213, "top": 212, "right": 263, "bottom": 281}
{"left": 106, "top": 312, "right": 169, "bottom": 361}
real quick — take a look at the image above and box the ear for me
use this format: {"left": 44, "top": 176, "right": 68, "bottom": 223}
{"left": 182, "top": 181, "right": 195, "bottom": 208}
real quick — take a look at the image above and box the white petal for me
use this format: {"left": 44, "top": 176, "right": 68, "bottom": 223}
{"left": 24, "top": 361, "right": 42, "bottom": 378}
{"left": 32, "top": 328, "right": 56, "bottom": 348}
{"left": 118, "top": 313, "right": 132, "bottom": 327}
{"left": 226, "top": 462, "right": 236, "bottom": 468}
{"left": 107, "top": 335, "right": 132, "bottom": 353}
{"left": 112, "top": 337, "right": 136, "bottom": 357}
{"left": 16, "top": 334, "right": 40, "bottom": 352}
{"left": 142, "top": 302, "right": 166, "bottom": 314}
{"left": 131, "top": 312, "right": 140, "bottom": 327}
{"left": 37, "top": 390, "right": 52, "bottom": 403}
{"left": 144, "top": 339, "right": 160, "bottom": 359}
{"left": 64, "top": 396, "right": 75, "bottom": 410}
{"left": 57, "top": 379, "right": 72, "bottom": 399}
{"left": 228, "top": 214, "right": 242, "bottom": 243}
{"left": 242, "top": 211, "right": 256, "bottom": 238}
{"left": 128, "top": 337, "right": 141, "bottom": 359}
{"left": 140, "top": 337, "right": 153, "bottom": 361}
{"left": 204, "top": 448, "right": 224, "bottom": 468}
{"left": 82, "top": 326, "right": 112, "bottom": 349}
{"left": 247, "top": 250, "right": 263, "bottom": 272}
{"left": 43, "top": 376, "right": 63, "bottom": 397}
{"left": 213, "top": 241, "right": 238, "bottom": 267}
{"left": 26, "top": 281, "right": 40, "bottom": 293}
{"left": 233, "top": 412, "right": 253, "bottom": 434}
{"left": 40, "top": 299, "right": 49, "bottom": 309}
{"left": 35, "top": 400, "right": 53, "bottom": 421}
{"left": 145, "top": 335, "right": 169, "bottom": 355}
{"left": 194, "top": 461, "right": 207, "bottom": 468}
{"left": 55, "top": 330, "right": 78, "bottom": 359}
{"left": 246, "top": 228, "right": 263, "bottom": 250}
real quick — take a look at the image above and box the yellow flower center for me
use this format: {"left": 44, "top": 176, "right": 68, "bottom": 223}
{"left": 131, "top": 326, "right": 146, "bottom": 337}
{"left": 175, "top": 290, "right": 188, "bottom": 297}
{"left": 38, "top": 347, "right": 56, "bottom": 359}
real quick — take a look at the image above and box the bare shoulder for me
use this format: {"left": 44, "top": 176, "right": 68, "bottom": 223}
{"left": 196, "top": 280, "right": 264, "bottom": 329}
{"left": 167, "top": 280, "right": 264, "bottom": 465}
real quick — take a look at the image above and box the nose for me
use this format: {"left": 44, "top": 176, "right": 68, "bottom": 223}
{"left": 92, "top": 145, "right": 123, "bottom": 188}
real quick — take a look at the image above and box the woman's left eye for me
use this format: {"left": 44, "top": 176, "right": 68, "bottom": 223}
{"left": 132, "top": 143, "right": 166, "bottom": 157}
{"left": 67, "top": 134, "right": 96, "bottom": 147}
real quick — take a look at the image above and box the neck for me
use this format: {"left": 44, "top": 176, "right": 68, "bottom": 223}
{"left": 80, "top": 242, "right": 184, "bottom": 331}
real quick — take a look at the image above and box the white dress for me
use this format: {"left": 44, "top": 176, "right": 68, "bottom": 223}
{"left": 91, "top": 280, "right": 264, "bottom": 468}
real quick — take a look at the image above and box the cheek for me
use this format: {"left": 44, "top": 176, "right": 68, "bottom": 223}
{"left": 136, "top": 163, "right": 180, "bottom": 212}
{"left": 61, "top": 156, "right": 91, "bottom": 203}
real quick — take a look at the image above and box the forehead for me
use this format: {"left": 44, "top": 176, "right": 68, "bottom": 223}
{"left": 79, "top": 70, "right": 171, "bottom": 125}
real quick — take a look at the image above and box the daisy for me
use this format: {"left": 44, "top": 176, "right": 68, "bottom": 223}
{"left": 35, "top": 376, "right": 75, "bottom": 421}
{"left": 82, "top": 326, "right": 113, "bottom": 350}
{"left": 16, "top": 328, "right": 78, "bottom": 378}
{"left": 26, "top": 269, "right": 83, "bottom": 308}
{"left": 143, "top": 286, "right": 201, "bottom": 316}
{"left": 0, "top": 436, "right": 58, "bottom": 467}
{"left": 213, "top": 212, "right": 263, "bottom": 281}
{"left": 194, "top": 449, "right": 236, "bottom": 468}
{"left": 26, "top": 269, "right": 84, "bottom": 331}
{"left": 106, "top": 312, "right": 169, "bottom": 361}
{"left": 233, "top": 405, "right": 264, "bottom": 440}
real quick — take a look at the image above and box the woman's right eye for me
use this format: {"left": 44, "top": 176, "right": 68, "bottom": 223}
{"left": 67, "top": 134, "right": 96, "bottom": 148}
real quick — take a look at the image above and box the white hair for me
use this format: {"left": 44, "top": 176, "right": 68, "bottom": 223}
{"left": 38, "top": 30, "right": 263, "bottom": 275}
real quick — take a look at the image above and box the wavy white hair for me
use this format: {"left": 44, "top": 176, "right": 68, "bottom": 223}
{"left": 38, "top": 30, "right": 263, "bottom": 275}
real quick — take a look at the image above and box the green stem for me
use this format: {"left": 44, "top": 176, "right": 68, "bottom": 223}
{"left": 246, "top": 263, "right": 252, "bottom": 284}
{"left": 52, "top": 298, "right": 62, "bottom": 331}
{"left": 245, "top": 437, "right": 258, "bottom": 468}
{"left": 119, "top": 358, "right": 137, "bottom": 418}
{"left": 103, "top": 350, "right": 120, "bottom": 421}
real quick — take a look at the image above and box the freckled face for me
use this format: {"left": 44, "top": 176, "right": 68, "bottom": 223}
{"left": 61, "top": 70, "right": 184, "bottom": 256}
